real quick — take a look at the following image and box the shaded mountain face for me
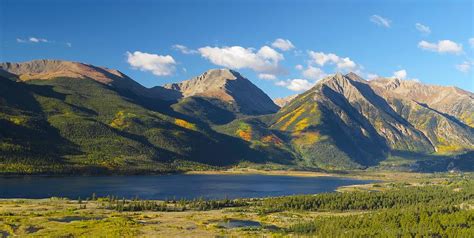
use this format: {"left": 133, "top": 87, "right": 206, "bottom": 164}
{"left": 164, "top": 69, "right": 279, "bottom": 116}
{"left": 0, "top": 60, "right": 180, "bottom": 101}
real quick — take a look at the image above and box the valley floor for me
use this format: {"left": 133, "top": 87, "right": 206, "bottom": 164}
{"left": 0, "top": 171, "right": 472, "bottom": 237}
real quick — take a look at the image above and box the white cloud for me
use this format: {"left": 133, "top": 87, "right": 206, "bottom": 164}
{"left": 172, "top": 44, "right": 198, "bottom": 54}
{"left": 271, "top": 38, "right": 295, "bottom": 51}
{"left": 418, "top": 40, "right": 463, "bottom": 54}
{"left": 276, "top": 79, "right": 314, "bottom": 91}
{"left": 309, "top": 52, "right": 339, "bottom": 66}
{"left": 370, "top": 15, "right": 391, "bottom": 28}
{"left": 302, "top": 66, "right": 327, "bottom": 81}
{"left": 366, "top": 73, "right": 379, "bottom": 80}
{"left": 295, "top": 64, "right": 303, "bottom": 70}
{"left": 17, "top": 37, "right": 49, "bottom": 43}
{"left": 66, "top": 42, "right": 72, "bottom": 47}
{"left": 367, "top": 74, "right": 378, "bottom": 80}
{"left": 415, "top": 23, "right": 431, "bottom": 34}
{"left": 308, "top": 51, "right": 358, "bottom": 71}
{"left": 392, "top": 69, "right": 407, "bottom": 80}
{"left": 198, "top": 45, "right": 283, "bottom": 73}
{"left": 337, "top": 57, "right": 357, "bottom": 70}
{"left": 469, "top": 38, "right": 474, "bottom": 48}
{"left": 456, "top": 61, "right": 473, "bottom": 73}
{"left": 29, "top": 37, "right": 48, "bottom": 43}
{"left": 126, "top": 51, "right": 176, "bottom": 76}
{"left": 258, "top": 73, "right": 277, "bottom": 80}
{"left": 389, "top": 69, "right": 419, "bottom": 82}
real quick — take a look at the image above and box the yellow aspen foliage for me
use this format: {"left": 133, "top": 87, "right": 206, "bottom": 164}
{"left": 280, "top": 106, "right": 306, "bottom": 130}
{"left": 174, "top": 118, "right": 197, "bottom": 131}
{"left": 236, "top": 123, "right": 252, "bottom": 141}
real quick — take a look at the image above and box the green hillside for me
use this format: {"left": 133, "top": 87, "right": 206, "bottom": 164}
{"left": 0, "top": 76, "right": 265, "bottom": 174}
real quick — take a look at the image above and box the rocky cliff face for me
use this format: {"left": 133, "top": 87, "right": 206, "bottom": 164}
{"left": 164, "top": 69, "right": 279, "bottom": 115}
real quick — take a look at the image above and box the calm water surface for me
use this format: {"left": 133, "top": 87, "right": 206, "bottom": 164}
{"left": 0, "top": 174, "right": 372, "bottom": 199}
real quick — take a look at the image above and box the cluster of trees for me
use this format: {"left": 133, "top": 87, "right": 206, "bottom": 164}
{"left": 96, "top": 195, "right": 248, "bottom": 212}
{"left": 288, "top": 205, "right": 473, "bottom": 237}
{"left": 259, "top": 183, "right": 473, "bottom": 213}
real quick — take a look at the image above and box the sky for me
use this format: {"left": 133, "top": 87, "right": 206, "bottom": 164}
{"left": 1, "top": 0, "right": 473, "bottom": 98}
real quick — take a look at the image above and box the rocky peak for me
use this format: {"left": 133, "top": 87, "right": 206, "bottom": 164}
{"left": 345, "top": 72, "right": 367, "bottom": 83}
{"left": 165, "top": 68, "right": 279, "bottom": 115}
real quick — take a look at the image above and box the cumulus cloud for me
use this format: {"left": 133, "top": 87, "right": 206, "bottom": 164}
{"left": 276, "top": 79, "right": 314, "bottom": 91}
{"left": 418, "top": 40, "right": 463, "bottom": 54}
{"left": 308, "top": 51, "right": 358, "bottom": 71}
{"left": 392, "top": 69, "right": 407, "bottom": 80}
{"left": 198, "top": 45, "right": 283, "bottom": 73}
{"left": 456, "top": 61, "right": 473, "bottom": 73}
{"left": 295, "top": 64, "right": 303, "bottom": 70}
{"left": 302, "top": 66, "right": 327, "bottom": 81}
{"left": 172, "top": 44, "right": 198, "bottom": 54}
{"left": 390, "top": 69, "right": 419, "bottom": 82}
{"left": 258, "top": 73, "right": 277, "bottom": 80}
{"left": 370, "top": 15, "right": 391, "bottom": 28}
{"left": 126, "top": 51, "right": 176, "bottom": 76}
{"left": 415, "top": 23, "right": 431, "bottom": 34}
{"left": 469, "top": 38, "right": 474, "bottom": 48}
{"left": 271, "top": 38, "right": 295, "bottom": 51}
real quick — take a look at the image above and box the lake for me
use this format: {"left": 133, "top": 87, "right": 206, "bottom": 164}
{"left": 0, "top": 174, "right": 372, "bottom": 199}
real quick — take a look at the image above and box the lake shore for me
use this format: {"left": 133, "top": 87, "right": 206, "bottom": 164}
{"left": 185, "top": 168, "right": 433, "bottom": 183}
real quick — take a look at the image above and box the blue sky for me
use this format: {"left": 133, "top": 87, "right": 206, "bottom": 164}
{"left": 1, "top": 0, "right": 473, "bottom": 98}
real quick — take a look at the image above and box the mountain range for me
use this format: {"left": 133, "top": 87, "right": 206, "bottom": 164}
{"left": 0, "top": 60, "right": 472, "bottom": 174}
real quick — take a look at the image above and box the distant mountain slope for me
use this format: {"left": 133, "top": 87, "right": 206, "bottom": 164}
{"left": 274, "top": 94, "right": 298, "bottom": 107}
{"left": 164, "top": 69, "right": 279, "bottom": 116}
{"left": 0, "top": 60, "right": 181, "bottom": 101}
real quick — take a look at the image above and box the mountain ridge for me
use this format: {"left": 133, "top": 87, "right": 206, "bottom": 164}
{"left": 0, "top": 59, "right": 472, "bottom": 174}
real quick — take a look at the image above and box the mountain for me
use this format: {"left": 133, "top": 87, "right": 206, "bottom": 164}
{"left": 164, "top": 69, "right": 279, "bottom": 117}
{"left": 0, "top": 60, "right": 269, "bottom": 174}
{"left": 270, "top": 73, "right": 473, "bottom": 169}
{"left": 0, "top": 60, "right": 181, "bottom": 101}
{"left": 368, "top": 77, "right": 474, "bottom": 127}
{"left": 0, "top": 59, "right": 472, "bottom": 174}
{"left": 274, "top": 94, "right": 298, "bottom": 107}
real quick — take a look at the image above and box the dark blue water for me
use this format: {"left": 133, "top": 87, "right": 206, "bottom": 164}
{"left": 0, "top": 174, "right": 372, "bottom": 199}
